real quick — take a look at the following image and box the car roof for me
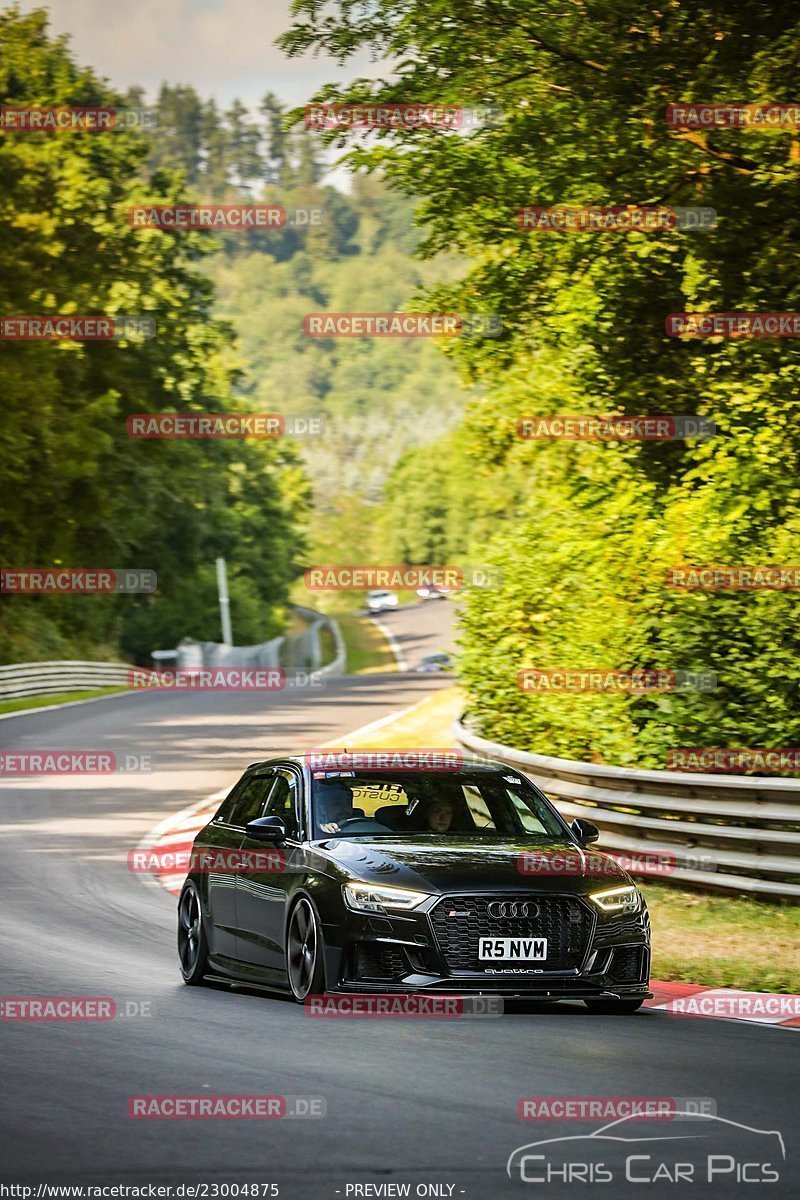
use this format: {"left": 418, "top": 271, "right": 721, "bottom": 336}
{"left": 245, "top": 754, "right": 512, "bottom": 774}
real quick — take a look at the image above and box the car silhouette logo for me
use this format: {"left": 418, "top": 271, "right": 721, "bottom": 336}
{"left": 487, "top": 900, "right": 538, "bottom": 920}
{"left": 506, "top": 1112, "right": 786, "bottom": 1182}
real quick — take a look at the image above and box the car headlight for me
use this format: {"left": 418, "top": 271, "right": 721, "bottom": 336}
{"left": 589, "top": 885, "right": 641, "bottom": 914}
{"left": 342, "top": 882, "right": 430, "bottom": 913}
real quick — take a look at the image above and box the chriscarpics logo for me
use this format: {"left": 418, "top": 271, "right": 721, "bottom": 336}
{"left": 507, "top": 1112, "right": 786, "bottom": 1187}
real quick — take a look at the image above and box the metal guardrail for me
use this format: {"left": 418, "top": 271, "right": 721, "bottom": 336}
{"left": 0, "top": 610, "right": 346, "bottom": 704}
{"left": 0, "top": 660, "right": 134, "bottom": 701}
{"left": 174, "top": 607, "right": 345, "bottom": 677}
{"left": 291, "top": 606, "right": 346, "bottom": 678}
{"left": 453, "top": 714, "right": 800, "bottom": 898}
{"left": 313, "top": 614, "right": 347, "bottom": 678}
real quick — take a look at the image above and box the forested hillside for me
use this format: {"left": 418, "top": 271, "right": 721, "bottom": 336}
{"left": 0, "top": 16, "right": 470, "bottom": 663}
{"left": 130, "top": 84, "right": 473, "bottom": 561}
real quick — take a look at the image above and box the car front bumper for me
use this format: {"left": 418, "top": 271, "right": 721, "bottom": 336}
{"left": 321, "top": 890, "right": 651, "bottom": 998}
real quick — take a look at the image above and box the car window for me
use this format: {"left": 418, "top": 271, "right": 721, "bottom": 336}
{"left": 263, "top": 769, "right": 300, "bottom": 839}
{"left": 506, "top": 789, "right": 552, "bottom": 835}
{"left": 310, "top": 770, "right": 567, "bottom": 839}
{"left": 214, "top": 786, "right": 241, "bottom": 825}
{"left": 223, "top": 773, "right": 274, "bottom": 829}
{"left": 462, "top": 785, "right": 495, "bottom": 829}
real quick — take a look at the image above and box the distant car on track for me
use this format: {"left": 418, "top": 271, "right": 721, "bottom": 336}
{"left": 416, "top": 584, "right": 448, "bottom": 600}
{"left": 178, "top": 757, "right": 651, "bottom": 1009}
{"left": 415, "top": 652, "right": 453, "bottom": 673}
{"left": 365, "top": 589, "right": 398, "bottom": 612}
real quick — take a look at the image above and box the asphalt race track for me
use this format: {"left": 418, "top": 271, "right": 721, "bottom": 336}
{"left": 367, "top": 597, "right": 457, "bottom": 669}
{"left": 0, "top": 626, "right": 797, "bottom": 1197}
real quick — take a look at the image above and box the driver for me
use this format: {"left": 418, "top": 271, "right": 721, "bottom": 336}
{"left": 421, "top": 797, "right": 456, "bottom": 833}
{"left": 315, "top": 779, "right": 355, "bottom": 834}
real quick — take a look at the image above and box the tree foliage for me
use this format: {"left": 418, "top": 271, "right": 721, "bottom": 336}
{"left": 282, "top": 0, "right": 800, "bottom": 765}
{"left": 0, "top": 8, "right": 307, "bottom": 663}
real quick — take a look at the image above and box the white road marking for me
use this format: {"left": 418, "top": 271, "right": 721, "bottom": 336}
{"left": 369, "top": 615, "right": 409, "bottom": 671}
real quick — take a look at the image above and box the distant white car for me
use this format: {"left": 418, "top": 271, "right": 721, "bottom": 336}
{"left": 366, "top": 589, "right": 399, "bottom": 613}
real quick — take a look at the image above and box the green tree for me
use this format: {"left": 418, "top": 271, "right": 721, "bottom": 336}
{"left": 0, "top": 7, "right": 307, "bottom": 664}
{"left": 282, "top": 0, "right": 800, "bottom": 765}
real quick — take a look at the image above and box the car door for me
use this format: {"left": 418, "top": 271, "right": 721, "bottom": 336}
{"left": 200, "top": 770, "right": 275, "bottom": 961}
{"left": 236, "top": 766, "right": 304, "bottom": 975}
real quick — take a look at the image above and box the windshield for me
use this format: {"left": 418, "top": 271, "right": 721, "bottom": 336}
{"left": 309, "top": 769, "right": 568, "bottom": 840}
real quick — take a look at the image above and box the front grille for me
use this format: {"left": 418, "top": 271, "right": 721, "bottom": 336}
{"left": 430, "top": 894, "right": 594, "bottom": 973}
{"left": 352, "top": 942, "right": 410, "bottom": 981}
{"left": 610, "top": 945, "right": 645, "bottom": 983}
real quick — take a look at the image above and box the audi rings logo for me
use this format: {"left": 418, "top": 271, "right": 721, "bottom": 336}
{"left": 487, "top": 900, "right": 538, "bottom": 920}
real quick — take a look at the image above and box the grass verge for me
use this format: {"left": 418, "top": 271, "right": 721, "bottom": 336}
{"left": 642, "top": 882, "right": 799, "bottom": 993}
{"left": 0, "top": 687, "right": 128, "bottom": 716}
{"left": 334, "top": 612, "right": 398, "bottom": 674}
{"left": 344, "top": 686, "right": 464, "bottom": 747}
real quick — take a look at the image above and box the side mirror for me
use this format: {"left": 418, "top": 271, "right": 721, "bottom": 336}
{"left": 245, "top": 815, "right": 286, "bottom": 842}
{"left": 571, "top": 818, "right": 600, "bottom": 846}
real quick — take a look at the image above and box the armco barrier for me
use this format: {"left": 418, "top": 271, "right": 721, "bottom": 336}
{"left": 453, "top": 714, "right": 800, "bottom": 898}
{"left": 174, "top": 607, "right": 345, "bottom": 677}
{"left": 0, "top": 660, "right": 134, "bottom": 701}
{"left": 0, "top": 610, "right": 346, "bottom": 703}
{"left": 289, "top": 605, "right": 346, "bottom": 677}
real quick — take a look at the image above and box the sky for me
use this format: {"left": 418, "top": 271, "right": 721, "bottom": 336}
{"left": 15, "top": 0, "right": 379, "bottom": 109}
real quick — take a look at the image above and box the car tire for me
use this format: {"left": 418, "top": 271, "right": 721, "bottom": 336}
{"left": 286, "top": 897, "right": 326, "bottom": 1002}
{"left": 584, "top": 997, "right": 645, "bottom": 1014}
{"left": 177, "top": 880, "right": 210, "bottom": 985}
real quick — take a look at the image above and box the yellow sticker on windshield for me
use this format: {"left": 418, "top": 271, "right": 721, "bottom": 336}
{"left": 351, "top": 782, "right": 405, "bottom": 804}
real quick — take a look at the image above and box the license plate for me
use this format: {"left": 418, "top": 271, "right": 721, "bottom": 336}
{"left": 478, "top": 937, "right": 547, "bottom": 962}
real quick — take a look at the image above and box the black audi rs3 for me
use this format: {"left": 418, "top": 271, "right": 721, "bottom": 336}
{"left": 177, "top": 756, "right": 651, "bottom": 1011}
